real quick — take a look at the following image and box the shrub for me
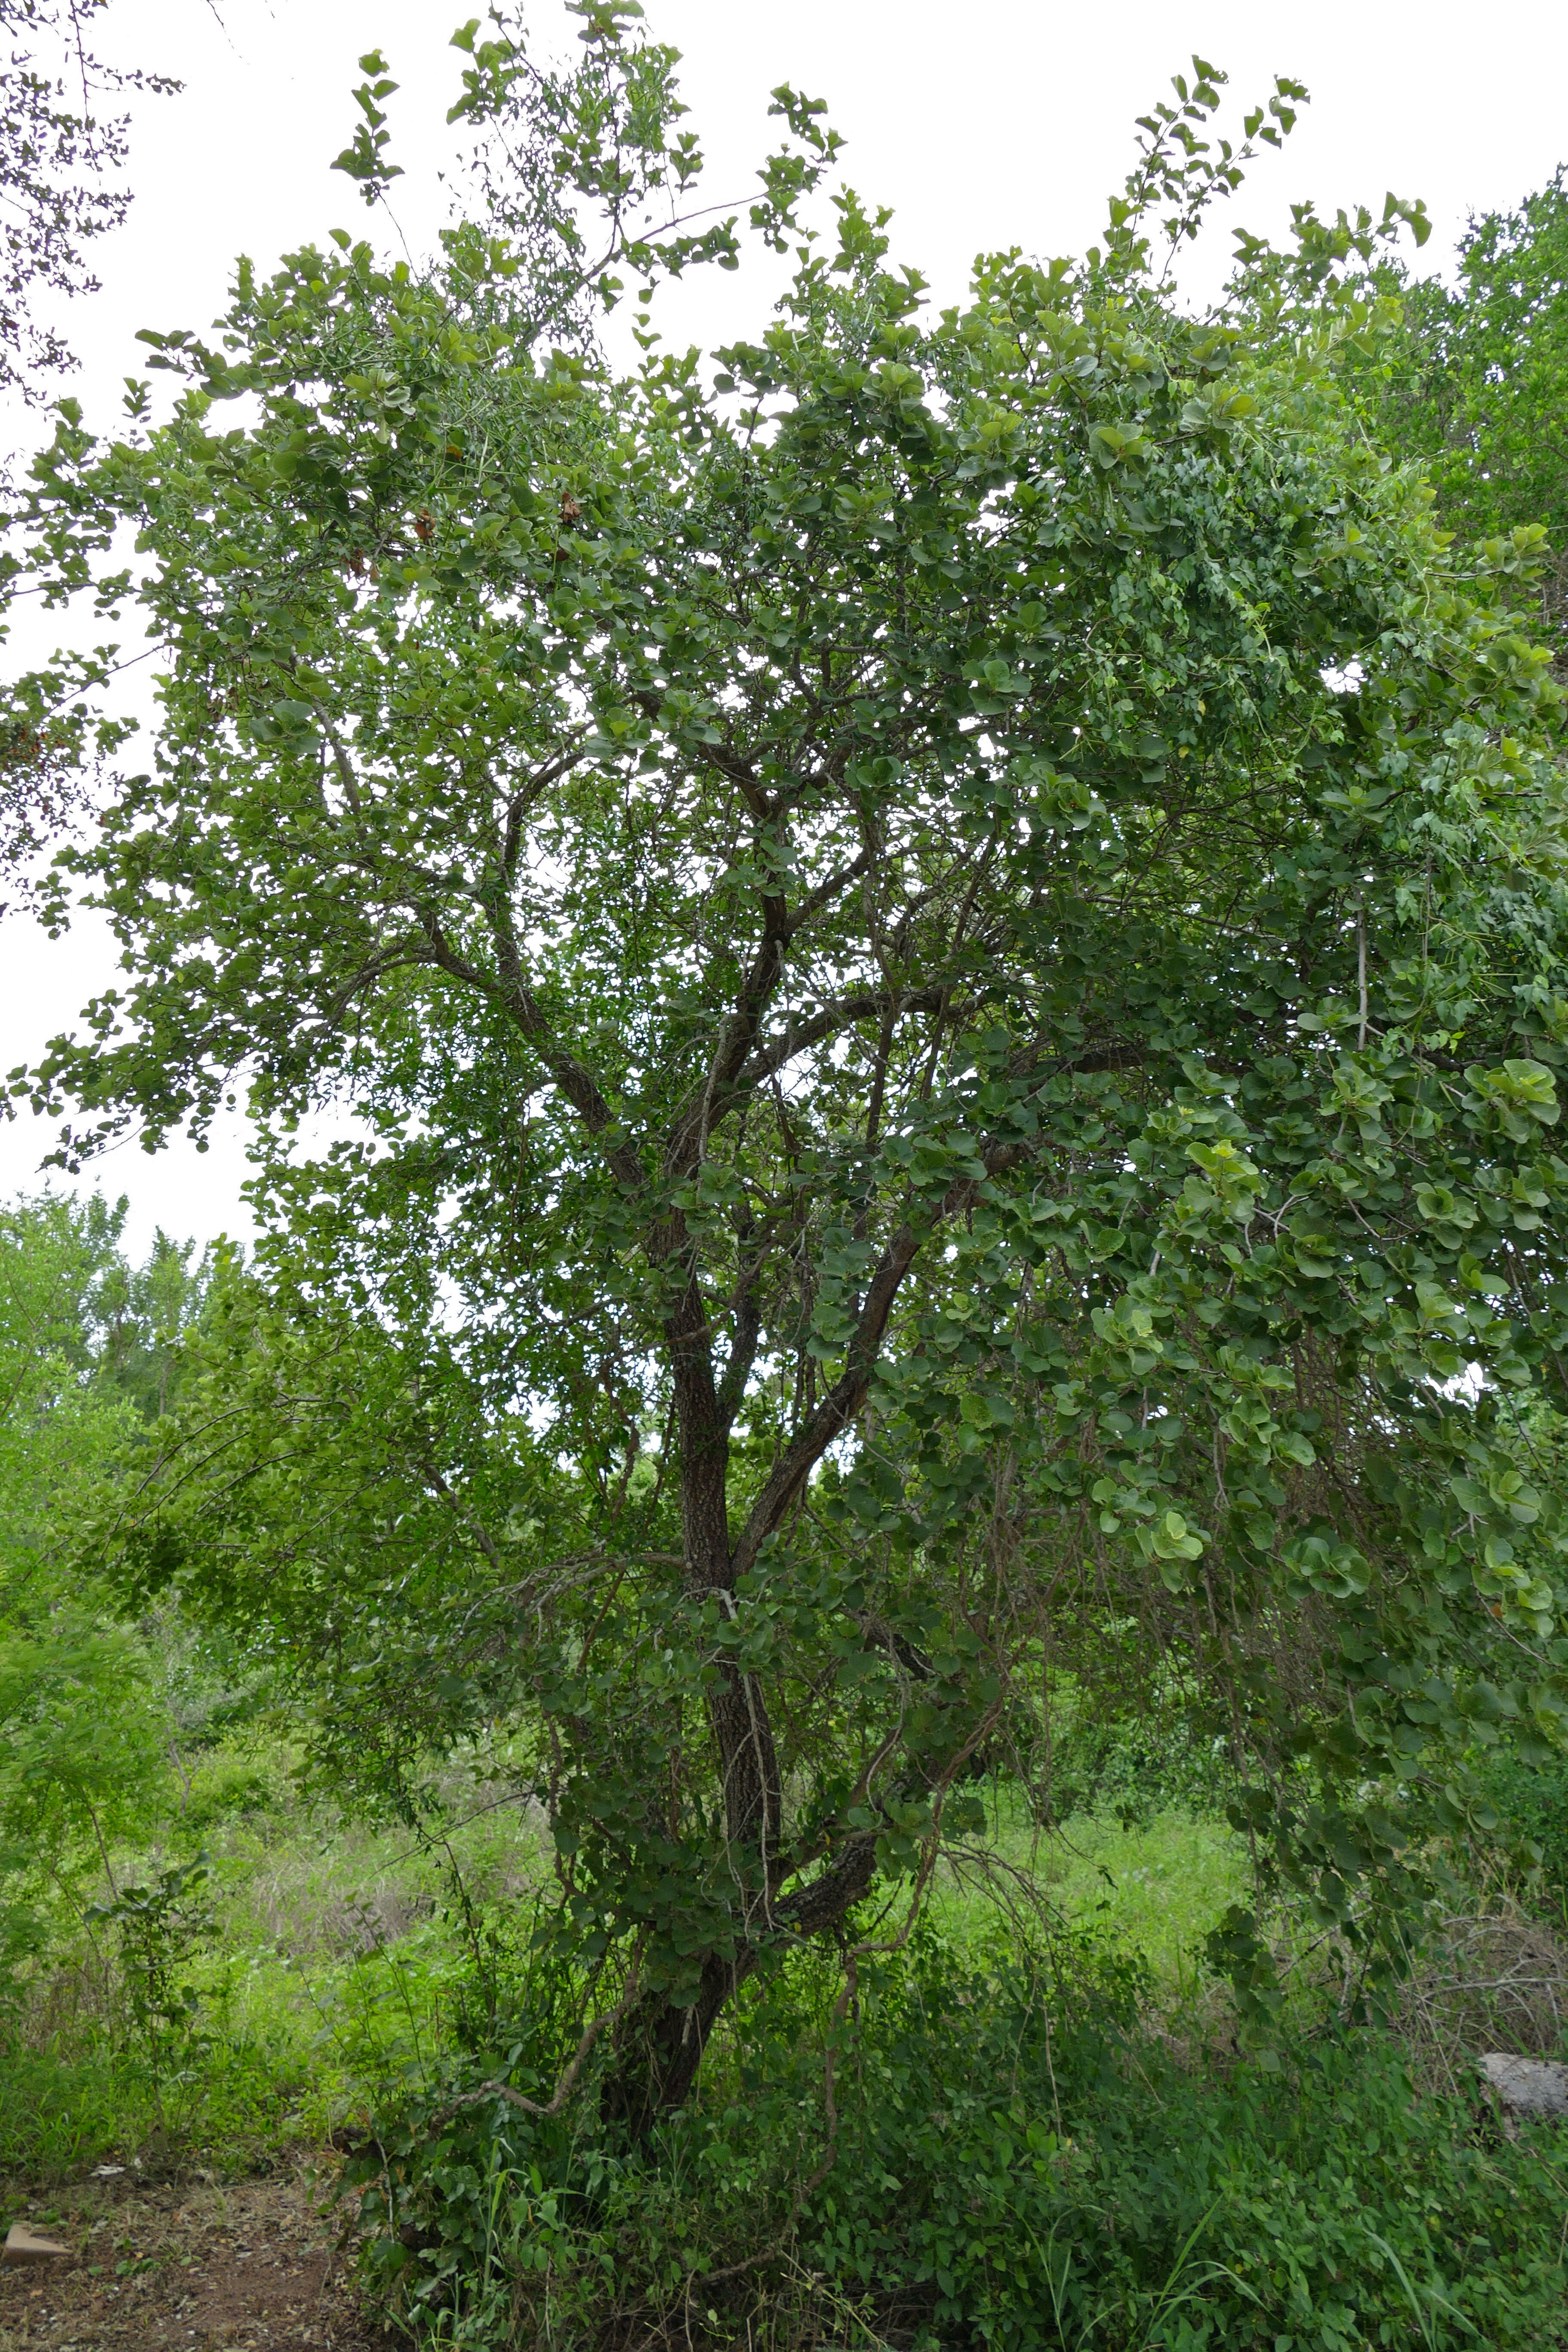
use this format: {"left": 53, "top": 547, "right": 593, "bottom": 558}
{"left": 349, "top": 1916, "right": 1568, "bottom": 2349}
{"left": 1470, "top": 1742, "right": 1568, "bottom": 1912}
{"left": 1044, "top": 1705, "right": 1238, "bottom": 1828}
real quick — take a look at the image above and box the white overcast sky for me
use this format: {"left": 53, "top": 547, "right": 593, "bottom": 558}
{"left": 3, "top": 0, "right": 1565, "bottom": 1259}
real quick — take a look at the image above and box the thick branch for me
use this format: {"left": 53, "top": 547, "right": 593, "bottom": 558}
{"left": 501, "top": 743, "right": 585, "bottom": 882}
{"left": 789, "top": 846, "right": 871, "bottom": 935}
{"left": 773, "top": 1829, "right": 882, "bottom": 1938}
{"left": 716, "top": 1220, "right": 766, "bottom": 1430}
{"left": 715, "top": 984, "right": 954, "bottom": 1118}
{"left": 422, "top": 909, "right": 646, "bottom": 1193}
{"left": 663, "top": 861, "right": 793, "bottom": 1179}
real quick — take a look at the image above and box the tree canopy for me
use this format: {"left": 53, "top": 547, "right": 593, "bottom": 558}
{"left": 0, "top": 0, "right": 175, "bottom": 900}
{"left": 7, "top": 18, "right": 1568, "bottom": 2120}
{"left": 0, "top": 0, "right": 175, "bottom": 398}
{"left": 1373, "top": 170, "right": 1568, "bottom": 656}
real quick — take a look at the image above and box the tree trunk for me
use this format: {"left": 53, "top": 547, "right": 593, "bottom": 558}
{"left": 596, "top": 1253, "right": 895, "bottom": 2136}
{"left": 601, "top": 1833, "right": 882, "bottom": 2136}
{"left": 600, "top": 1950, "right": 747, "bottom": 2137}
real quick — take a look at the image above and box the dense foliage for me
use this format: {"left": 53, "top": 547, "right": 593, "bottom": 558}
{"left": 1373, "top": 171, "right": 1568, "bottom": 656}
{"left": 358, "top": 1916, "right": 1568, "bottom": 2350}
{"left": 0, "top": 1195, "right": 216, "bottom": 1975}
{"left": 4, "top": 15, "right": 1567, "bottom": 2144}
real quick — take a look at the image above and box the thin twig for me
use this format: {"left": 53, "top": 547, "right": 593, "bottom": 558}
{"left": 431, "top": 1964, "right": 643, "bottom": 2123}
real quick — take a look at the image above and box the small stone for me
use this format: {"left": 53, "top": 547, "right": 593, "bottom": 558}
{"left": 1478, "top": 2053, "right": 1568, "bottom": 2119}
{"left": 3, "top": 2223, "right": 70, "bottom": 2264}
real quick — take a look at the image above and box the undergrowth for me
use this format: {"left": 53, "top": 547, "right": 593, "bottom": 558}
{"left": 6, "top": 1724, "right": 1568, "bottom": 2347}
{"left": 352, "top": 1915, "right": 1568, "bottom": 2350}
{"left": 0, "top": 1732, "right": 549, "bottom": 2176}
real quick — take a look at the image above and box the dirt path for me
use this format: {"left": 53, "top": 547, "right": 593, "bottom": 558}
{"left": 0, "top": 2156, "right": 395, "bottom": 2350}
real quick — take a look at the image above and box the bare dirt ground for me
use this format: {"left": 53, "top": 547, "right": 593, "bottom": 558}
{"left": 0, "top": 2156, "right": 397, "bottom": 2350}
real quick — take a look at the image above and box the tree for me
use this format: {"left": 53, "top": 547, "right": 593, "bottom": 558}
{"left": 0, "top": 0, "right": 175, "bottom": 400}
{"left": 0, "top": 2, "right": 174, "bottom": 905}
{"left": 0, "top": 1194, "right": 169, "bottom": 1970}
{"left": 11, "top": 26, "right": 1568, "bottom": 2127}
{"left": 1371, "top": 172, "right": 1568, "bottom": 657}
{"left": 0, "top": 1188, "right": 127, "bottom": 1608}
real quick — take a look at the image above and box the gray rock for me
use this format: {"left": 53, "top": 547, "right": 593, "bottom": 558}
{"left": 1478, "top": 2054, "right": 1568, "bottom": 2119}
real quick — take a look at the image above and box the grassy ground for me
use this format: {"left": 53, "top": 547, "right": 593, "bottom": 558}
{"left": 1, "top": 1735, "right": 1250, "bottom": 2178}
{"left": 0, "top": 1736, "right": 552, "bottom": 2173}
{"left": 931, "top": 1786, "right": 1248, "bottom": 1982}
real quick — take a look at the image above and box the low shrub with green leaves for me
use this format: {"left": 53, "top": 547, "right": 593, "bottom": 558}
{"left": 350, "top": 1917, "right": 1568, "bottom": 2349}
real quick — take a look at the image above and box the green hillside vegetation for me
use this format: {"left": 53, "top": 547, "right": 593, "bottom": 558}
{"left": 5, "top": 12, "right": 1568, "bottom": 2347}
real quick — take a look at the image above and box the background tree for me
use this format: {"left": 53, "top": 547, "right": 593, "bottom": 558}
{"left": 0, "top": 1194, "right": 196, "bottom": 1978}
{"left": 0, "top": 0, "right": 175, "bottom": 400}
{"left": 1370, "top": 173, "right": 1568, "bottom": 659}
{"left": 12, "top": 32, "right": 1568, "bottom": 2130}
{"left": 0, "top": 1190, "right": 128, "bottom": 1607}
{"left": 0, "top": 1, "right": 173, "bottom": 904}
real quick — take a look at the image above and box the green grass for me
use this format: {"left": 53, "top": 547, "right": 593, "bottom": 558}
{"left": 0, "top": 1732, "right": 555, "bottom": 2173}
{"left": 0, "top": 1732, "right": 1247, "bottom": 2177}
{"left": 930, "top": 1785, "right": 1246, "bottom": 1983}
{"left": 1034, "top": 1807, "right": 1246, "bottom": 1973}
